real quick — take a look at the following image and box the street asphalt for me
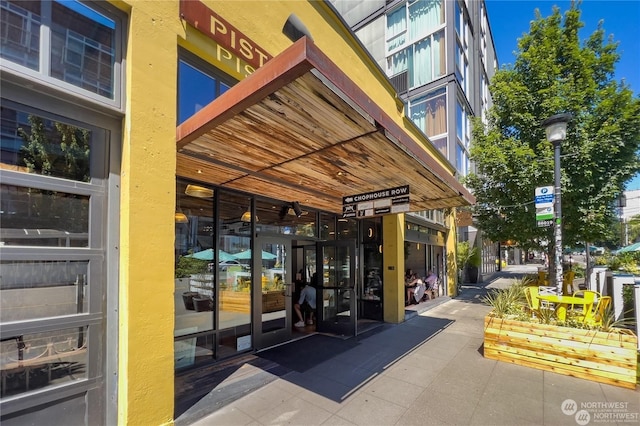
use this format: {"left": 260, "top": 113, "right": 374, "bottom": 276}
{"left": 177, "top": 264, "right": 639, "bottom": 426}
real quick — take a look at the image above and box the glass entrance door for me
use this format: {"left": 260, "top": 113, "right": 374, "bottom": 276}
{"left": 316, "top": 240, "right": 357, "bottom": 337}
{"left": 253, "top": 236, "right": 292, "bottom": 349}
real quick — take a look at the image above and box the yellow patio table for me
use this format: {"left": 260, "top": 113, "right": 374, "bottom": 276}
{"left": 536, "top": 294, "right": 594, "bottom": 322}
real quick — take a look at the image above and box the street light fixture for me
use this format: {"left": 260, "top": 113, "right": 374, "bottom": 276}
{"left": 542, "top": 113, "right": 572, "bottom": 294}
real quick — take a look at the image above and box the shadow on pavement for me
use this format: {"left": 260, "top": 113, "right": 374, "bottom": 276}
{"left": 257, "top": 316, "right": 453, "bottom": 402}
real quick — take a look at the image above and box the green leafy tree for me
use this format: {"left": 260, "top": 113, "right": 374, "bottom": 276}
{"left": 466, "top": 2, "right": 640, "bottom": 258}
{"left": 16, "top": 115, "right": 91, "bottom": 233}
{"left": 625, "top": 214, "right": 640, "bottom": 244}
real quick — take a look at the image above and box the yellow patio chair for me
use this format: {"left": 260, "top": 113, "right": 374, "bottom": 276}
{"left": 583, "top": 296, "right": 612, "bottom": 327}
{"left": 567, "top": 290, "right": 599, "bottom": 322}
{"left": 537, "top": 270, "right": 548, "bottom": 286}
{"left": 524, "top": 286, "right": 540, "bottom": 318}
{"left": 562, "top": 270, "right": 575, "bottom": 295}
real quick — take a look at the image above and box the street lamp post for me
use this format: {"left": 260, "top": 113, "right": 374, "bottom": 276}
{"left": 542, "top": 113, "right": 572, "bottom": 294}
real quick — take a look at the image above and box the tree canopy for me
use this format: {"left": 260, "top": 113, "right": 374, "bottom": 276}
{"left": 466, "top": 2, "right": 640, "bottom": 252}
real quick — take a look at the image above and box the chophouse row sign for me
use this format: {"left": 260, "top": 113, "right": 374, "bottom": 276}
{"left": 342, "top": 185, "right": 410, "bottom": 218}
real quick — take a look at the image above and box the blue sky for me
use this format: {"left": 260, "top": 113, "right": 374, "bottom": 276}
{"left": 485, "top": 0, "right": 640, "bottom": 189}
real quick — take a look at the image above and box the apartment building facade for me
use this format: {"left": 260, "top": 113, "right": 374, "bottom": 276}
{"left": 331, "top": 0, "right": 500, "bottom": 276}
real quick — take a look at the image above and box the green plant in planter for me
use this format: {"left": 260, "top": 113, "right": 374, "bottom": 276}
{"left": 175, "top": 255, "right": 208, "bottom": 278}
{"left": 610, "top": 252, "right": 639, "bottom": 274}
{"left": 482, "top": 279, "right": 527, "bottom": 318}
{"left": 597, "top": 304, "right": 636, "bottom": 334}
{"left": 456, "top": 241, "right": 479, "bottom": 285}
{"left": 622, "top": 284, "right": 635, "bottom": 321}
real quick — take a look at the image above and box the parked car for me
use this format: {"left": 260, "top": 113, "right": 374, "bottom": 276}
{"left": 210, "top": 260, "right": 249, "bottom": 271}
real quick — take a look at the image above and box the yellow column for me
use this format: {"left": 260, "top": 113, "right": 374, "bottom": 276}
{"left": 118, "top": 2, "right": 178, "bottom": 424}
{"left": 446, "top": 209, "right": 459, "bottom": 296}
{"left": 382, "top": 214, "right": 406, "bottom": 323}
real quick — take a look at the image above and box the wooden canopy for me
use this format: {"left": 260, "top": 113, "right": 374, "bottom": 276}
{"left": 176, "top": 37, "right": 475, "bottom": 214}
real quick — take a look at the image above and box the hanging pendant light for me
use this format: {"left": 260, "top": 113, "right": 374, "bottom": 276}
{"left": 175, "top": 211, "right": 188, "bottom": 223}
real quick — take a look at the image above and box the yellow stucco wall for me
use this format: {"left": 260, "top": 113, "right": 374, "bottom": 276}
{"left": 115, "top": 1, "right": 180, "bottom": 424}
{"left": 447, "top": 210, "right": 459, "bottom": 297}
{"left": 112, "top": 1, "right": 462, "bottom": 424}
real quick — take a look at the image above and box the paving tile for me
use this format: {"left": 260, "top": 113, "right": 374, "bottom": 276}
{"left": 542, "top": 372, "right": 607, "bottom": 403}
{"left": 282, "top": 372, "right": 354, "bottom": 403}
{"left": 383, "top": 357, "right": 442, "bottom": 387}
{"left": 230, "top": 382, "right": 294, "bottom": 420}
{"left": 397, "top": 387, "right": 476, "bottom": 425}
{"left": 254, "top": 395, "right": 334, "bottom": 425}
{"left": 189, "top": 405, "right": 254, "bottom": 426}
{"left": 473, "top": 383, "right": 544, "bottom": 425}
{"left": 362, "top": 375, "right": 423, "bottom": 408}
{"left": 333, "top": 392, "right": 406, "bottom": 426}
{"left": 319, "top": 414, "right": 358, "bottom": 425}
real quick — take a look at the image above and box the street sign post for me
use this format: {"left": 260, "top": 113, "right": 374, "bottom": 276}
{"left": 535, "top": 186, "right": 554, "bottom": 227}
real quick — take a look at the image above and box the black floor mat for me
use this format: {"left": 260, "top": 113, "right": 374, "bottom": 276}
{"left": 256, "top": 334, "right": 357, "bottom": 372}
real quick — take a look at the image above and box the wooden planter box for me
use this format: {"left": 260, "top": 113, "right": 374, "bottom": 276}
{"left": 484, "top": 315, "right": 638, "bottom": 389}
{"left": 220, "top": 290, "right": 250, "bottom": 313}
{"left": 219, "top": 290, "right": 285, "bottom": 314}
{"left": 262, "top": 291, "right": 285, "bottom": 313}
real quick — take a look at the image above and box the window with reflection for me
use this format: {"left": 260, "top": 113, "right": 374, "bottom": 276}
{"left": 320, "top": 213, "right": 336, "bottom": 240}
{"left": 1, "top": 106, "right": 91, "bottom": 182}
{"left": 337, "top": 218, "right": 358, "bottom": 240}
{"left": 360, "top": 218, "right": 383, "bottom": 321}
{"left": 0, "top": 0, "right": 41, "bottom": 71}
{"left": 1, "top": 184, "right": 89, "bottom": 247}
{"left": 174, "top": 180, "right": 215, "bottom": 368}
{"left": 217, "top": 190, "right": 252, "bottom": 358}
{"left": 0, "top": 326, "right": 88, "bottom": 398}
{"left": 1, "top": 0, "right": 119, "bottom": 100}
{"left": 254, "top": 199, "right": 317, "bottom": 237}
{"left": 178, "top": 50, "right": 234, "bottom": 124}
{"left": 0, "top": 260, "right": 89, "bottom": 322}
{"left": 50, "top": 1, "right": 115, "bottom": 97}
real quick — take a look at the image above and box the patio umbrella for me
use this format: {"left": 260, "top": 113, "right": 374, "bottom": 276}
{"left": 233, "top": 249, "right": 277, "bottom": 260}
{"left": 616, "top": 242, "right": 640, "bottom": 254}
{"left": 184, "top": 249, "right": 237, "bottom": 261}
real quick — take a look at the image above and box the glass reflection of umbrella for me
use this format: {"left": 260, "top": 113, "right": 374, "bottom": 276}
{"left": 184, "top": 249, "right": 236, "bottom": 262}
{"left": 616, "top": 242, "right": 640, "bottom": 254}
{"left": 233, "top": 249, "right": 277, "bottom": 260}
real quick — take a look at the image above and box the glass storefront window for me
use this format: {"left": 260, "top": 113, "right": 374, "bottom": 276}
{"left": 1, "top": 184, "right": 90, "bottom": 247}
{"left": 254, "top": 199, "right": 317, "bottom": 236}
{"left": 0, "top": 260, "right": 89, "bottom": 322}
{"left": 320, "top": 213, "right": 335, "bottom": 240}
{"left": 337, "top": 218, "right": 357, "bottom": 240}
{"left": 0, "top": 326, "right": 88, "bottom": 398}
{"left": 360, "top": 218, "right": 383, "bottom": 321}
{"left": 218, "top": 191, "right": 252, "bottom": 334}
{"left": 175, "top": 181, "right": 215, "bottom": 339}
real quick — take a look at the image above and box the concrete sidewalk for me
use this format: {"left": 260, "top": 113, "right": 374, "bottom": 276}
{"left": 179, "top": 265, "right": 639, "bottom": 426}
